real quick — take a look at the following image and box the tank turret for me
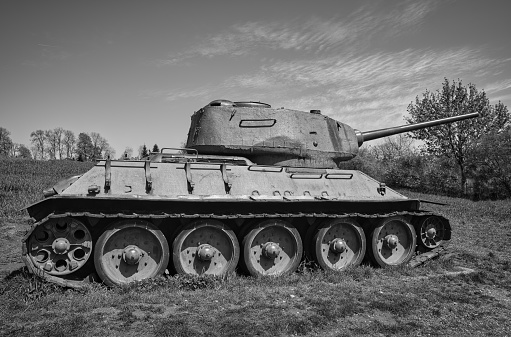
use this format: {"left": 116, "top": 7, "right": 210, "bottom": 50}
{"left": 186, "top": 100, "right": 479, "bottom": 168}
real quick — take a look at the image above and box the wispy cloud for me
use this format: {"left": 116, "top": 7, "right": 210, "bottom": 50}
{"left": 146, "top": 0, "right": 509, "bottom": 133}
{"left": 214, "top": 46, "right": 504, "bottom": 131}
{"left": 140, "top": 86, "right": 216, "bottom": 102}
{"left": 156, "top": 1, "right": 439, "bottom": 64}
{"left": 149, "top": 45, "right": 506, "bottom": 132}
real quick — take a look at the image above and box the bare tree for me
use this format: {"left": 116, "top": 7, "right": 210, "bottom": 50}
{"left": 63, "top": 130, "right": 76, "bottom": 159}
{"left": 45, "top": 129, "right": 58, "bottom": 159}
{"left": 370, "top": 134, "right": 415, "bottom": 162}
{"left": 104, "top": 146, "right": 116, "bottom": 159}
{"left": 30, "top": 130, "right": 46, "bottom": 160}
{"left": 53, "top": 127, "right": 64, "bottom": 159}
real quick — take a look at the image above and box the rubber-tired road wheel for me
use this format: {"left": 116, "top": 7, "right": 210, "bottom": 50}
{"left": 242, "top": 219, "right": 302, "bottom": 276}
{"left": 172, "top": 220, "right": 239, "bottom": 276}
{"left": 94, "top": 220, "right": 169, "bottom": 286}
{"left": 313, "top": 218, "right": 366, "bottom": 271}
{"left": 368, "top": 216, "right": 416, "bottom": 267}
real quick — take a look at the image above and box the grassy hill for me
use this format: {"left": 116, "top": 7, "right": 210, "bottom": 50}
{"left": 0, "top": 159, "right": 510, "bottom": 336}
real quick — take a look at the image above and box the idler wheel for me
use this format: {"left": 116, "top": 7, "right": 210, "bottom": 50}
{"left": 94, "top": 220, "right": 169, "bottom": 286}
{"left": 312, "top": 218, "right": 366, "bottom": 271}
{"left": 172, "top": 220, "right": 239, "bottom": 276}
{"left": 27, "top": 217, "right": 92, "bottom": 276}
{"left": 368, "top": 216, "right": 416, "bottom": 267}
{"left": 242, "top": 220, "right": 302, "bottom": 276}
{"left": 417, "top": 216, "right": 449, "bottom": 249}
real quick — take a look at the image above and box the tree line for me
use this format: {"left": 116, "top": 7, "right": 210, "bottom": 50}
{"left": 341, "top": 79, "right": 511, "bottom": 200}
{"left": 0, "top": 127, "right": 115, "bottom": 161}
{"left": 29, "top": 128, "right": 114, "bottom": 161}
{"left": 0, "top": 125, "right": 163, "bottom": 161}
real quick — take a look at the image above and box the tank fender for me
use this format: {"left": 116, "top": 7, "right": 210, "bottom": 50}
{"left": 43, "top": 175, "right": 82, "bottom": 198}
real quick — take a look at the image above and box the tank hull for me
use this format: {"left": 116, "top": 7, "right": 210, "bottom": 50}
{"left": 23, "top": 157, "right": 451, "bottom": 287}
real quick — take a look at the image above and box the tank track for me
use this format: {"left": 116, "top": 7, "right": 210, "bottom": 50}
{"left": 22, "top": 209, "right": 448, "bottom": 288}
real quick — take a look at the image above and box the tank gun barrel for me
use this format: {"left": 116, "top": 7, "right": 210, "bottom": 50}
{"left": 357, "top": 112, "right": 479, "bottom": 146}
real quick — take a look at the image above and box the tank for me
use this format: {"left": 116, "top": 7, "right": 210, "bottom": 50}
{"left": 22, "top": 100, "right": 479, "bottom": 287}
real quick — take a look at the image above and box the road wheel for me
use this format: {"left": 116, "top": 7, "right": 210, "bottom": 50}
{"left": 313, "top": 218, "right": 366, "bottom": 271}
{"left": 242, "top": 219, "right": 302, "bottom": 276}
{"left": 172, "top": 220, "right": 239, "bottom": 276}
{"left": 94, "top": 220, "right": 169, "bottom": 286}
{"left": 368, "top": 216, "right": 416, "bottom": 267}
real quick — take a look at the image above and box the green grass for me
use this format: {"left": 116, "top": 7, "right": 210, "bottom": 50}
{"left": 1, "top": 160, "right": 510, "bottom": 336}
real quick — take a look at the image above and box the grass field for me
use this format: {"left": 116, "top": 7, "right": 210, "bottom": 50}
{"left": 1, "top": 159, "right": 510, "bottom": 336}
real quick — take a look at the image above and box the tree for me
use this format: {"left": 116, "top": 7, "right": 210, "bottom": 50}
{"left": 152, "top": 144, "right": 159, "bottom": 153}
{"left": 76, "top": 133, "right": 94, "bottom": 161}
{"left": 0, "top": 127, "right": 13, "bottom": 156}
{"left": 17, "top": 144, "right": 32, "bottom": 159}
{"left": 406, "top": 79, "right": 510, "bottom": 191}
{"left": 45, "top": 129, "right": 59, "bottom": 159}
{"left": 139, "top": 144, "right": 149, "bottom": 158}
{"left": 369, "top": 134, "right": 415, "bottom": 162}
{"left": 89, "top": 132, "right": 110, "bottom": 160}
{"left": 469, "top": 128, "right": 511, "bottom": 199}
{"left": 63, "top": 130, "right": 76, "bottom": 159}
{"left": 30, "top": 130, "right": 47, "bottom": 160}
{"left": 53, "top": 127, "right": 65, "bottom": 159}
{"left": 104, "top": 146, "right": 116, "bottom": 159}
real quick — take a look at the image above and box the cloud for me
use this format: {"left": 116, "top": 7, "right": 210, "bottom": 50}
{"left": 156, "top": 1, "right": 440, "bottom": 64}
{"left": 145, "top": 0, "right": 509, "bottom": 133}
{"left": 139, "top": 86, "right": 216, "bottom": 102}
{"left": 212, "top": 46, "right": 505, "bottom": 132}
{"left": 483, "top": 79, "right": 511, "bottom": 95}
{"left": 147, "top": 43, "right": 507, "bottom": 133}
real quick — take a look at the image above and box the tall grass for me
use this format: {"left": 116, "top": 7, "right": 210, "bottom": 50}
{"left": 0, "top": 159, "right": 94, "bottom": 217}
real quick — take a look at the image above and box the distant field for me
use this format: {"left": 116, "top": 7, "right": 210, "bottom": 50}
{"left": 1, "top": 159, "right": 510, "bottom": 336}
{"left": 0, "top": 159, "right": 94, "bottom": 217}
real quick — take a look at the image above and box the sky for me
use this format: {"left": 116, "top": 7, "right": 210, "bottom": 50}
{"left": 1, "top": 0, "right": 510, "bottom": 158}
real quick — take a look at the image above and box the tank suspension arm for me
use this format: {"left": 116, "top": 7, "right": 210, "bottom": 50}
{"left": 356, "top": 112, "right": 479, "bottom": 146}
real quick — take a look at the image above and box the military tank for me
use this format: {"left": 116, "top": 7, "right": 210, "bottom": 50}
{"left": 22, "top": 100, "right": 478, "bottom": 287}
